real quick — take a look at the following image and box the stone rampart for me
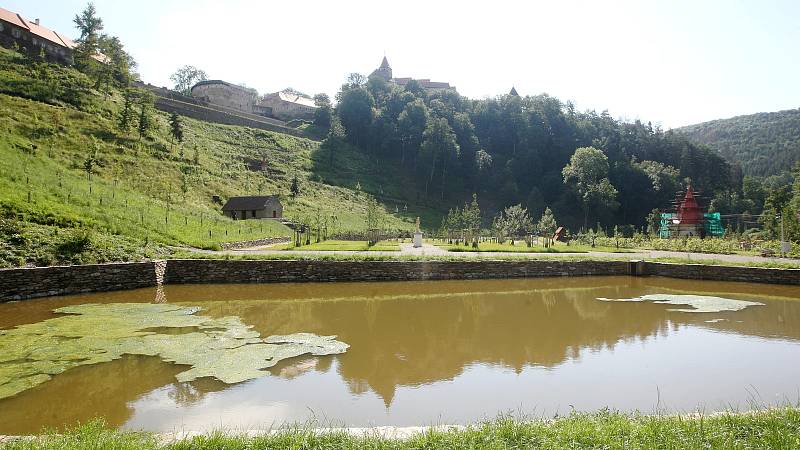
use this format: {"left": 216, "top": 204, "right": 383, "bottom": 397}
{"left": 153, "top": 97, "right": 306, "bottom": 138}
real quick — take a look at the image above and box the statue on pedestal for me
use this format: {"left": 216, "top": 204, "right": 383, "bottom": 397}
{"left": 413, "top": 216, "right": 423, "bottom": 248}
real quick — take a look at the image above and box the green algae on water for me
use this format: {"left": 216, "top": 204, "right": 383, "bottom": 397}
{"left": 596, "top": 294, "right": 764, "bottom": 313}
{"left": 0, "top": 303, "right": 349, "bottom": 400}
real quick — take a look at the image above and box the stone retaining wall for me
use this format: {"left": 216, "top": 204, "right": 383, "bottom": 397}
{"left": 220, "top": 237, "right": 290, "bottom": 250}
{"left": 163, "top": 259, "right": 629, "bottom": 284}
{"left": 153, "top": 97, "right": 306, "bottom": 138}
{"left": 1, "top": 259, "right": 799, "bottom": 302}
{"left": 0, "top": 262, "right": 159, "bottom": 301}
{"left": 645, "top": 262, "right": 800, "bottom": 285}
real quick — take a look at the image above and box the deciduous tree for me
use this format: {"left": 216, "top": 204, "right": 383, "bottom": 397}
{"left": 170, "top": 65, "right": 208, "bottom": 96}
{"left": 562, "top": 146, "right": 618, "bottom": 228}
{"left": 420, "top": 117, "right": 459, "bottom": 198}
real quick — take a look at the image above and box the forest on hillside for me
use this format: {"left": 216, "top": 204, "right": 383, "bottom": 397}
{"left": 678, "top": 108, "right": 800, "bottom": 179}
{"left": 320, "top": 73, "right": 744, "bottom": 232}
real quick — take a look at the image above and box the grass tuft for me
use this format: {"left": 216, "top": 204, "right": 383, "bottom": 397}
{"left": 2, "top": 408, "right": 800, "bottom": 449}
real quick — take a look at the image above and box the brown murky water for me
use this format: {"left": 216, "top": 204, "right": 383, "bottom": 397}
{"left": 0, "top": 276, "right": 799, "bottom": 433}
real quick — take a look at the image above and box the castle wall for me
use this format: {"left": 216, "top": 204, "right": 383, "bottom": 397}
{"left": 191, "top": 82, "right": 257, "bottom": 114}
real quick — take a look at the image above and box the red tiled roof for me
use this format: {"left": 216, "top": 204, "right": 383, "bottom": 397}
{"left": 0, "top": 7, "right": 77, "bottom": 50}
{"left": 54, "top": 31, "right": 78, "bottom": 49}
{"left": 19, "top": 17, "right": 59, "bottom": 45}
{"left": 0, "top": 7, "right": 27, "bottom": 29}
{"left": 0, "top": 7, "right": 111, "bottom": 62}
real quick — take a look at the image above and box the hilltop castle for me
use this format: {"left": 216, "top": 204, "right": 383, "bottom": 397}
{"left": 369, "top": 56, "right": 455, "bottom": 92}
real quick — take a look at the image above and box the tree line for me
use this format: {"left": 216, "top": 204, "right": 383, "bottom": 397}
{"left": 323, "top": 72, "right": 743, "bottom": 233}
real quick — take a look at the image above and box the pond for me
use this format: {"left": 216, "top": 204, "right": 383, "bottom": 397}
{"left": 0, "top": 276, "right": 799, "bottom": 434}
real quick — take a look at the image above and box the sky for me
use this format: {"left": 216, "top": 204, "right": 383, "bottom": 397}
{"left": 7, "top": 0, "right": 800, "bottom": 128}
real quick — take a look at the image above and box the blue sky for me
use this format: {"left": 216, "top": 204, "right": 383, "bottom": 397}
{"left": 7, "top": 0, "right": 800, "bottom": 128}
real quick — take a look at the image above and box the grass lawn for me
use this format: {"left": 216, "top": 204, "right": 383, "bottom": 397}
{"left": 434, "top": 241, "right": 634, "bottom": 254}
{"left": 170, "top": 249, "right": 800, "bottom": 269}
{"left": 2, "top": 408, "right": 799, "bottom": 449}
{"left": 282, "top": 239, "right": 401, "bottom": 252}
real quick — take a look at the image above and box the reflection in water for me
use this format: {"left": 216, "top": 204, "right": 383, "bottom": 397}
{"left": 0, "top": 276, "right": 799, "bottom": 433}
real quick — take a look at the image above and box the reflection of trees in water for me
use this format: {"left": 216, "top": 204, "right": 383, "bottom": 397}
{"left": 166, "top": 376, "right": 229, "bottom": 407}
{"left": 168, "top": 382, "right": 205, "bottom": 406}
{"left": 159, "top": 277, "right": 800, "bottom": 407}
{"left": 329, "top": 283, "right": 671, "bottom": 404}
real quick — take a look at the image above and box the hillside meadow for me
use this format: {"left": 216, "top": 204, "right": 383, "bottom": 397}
{"left": 0, "top": 48, "right": 414, "bottom": 267}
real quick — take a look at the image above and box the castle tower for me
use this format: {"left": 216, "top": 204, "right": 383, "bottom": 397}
{"left": 369, "top": 56, "right": 393, "bottom": 81}
{"left": 509, "top": 86, "right": 519, "bottom": 96}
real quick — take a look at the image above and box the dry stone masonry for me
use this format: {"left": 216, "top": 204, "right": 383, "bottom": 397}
{"left": 0, "top": 260, "right": 799, "bottom": 302}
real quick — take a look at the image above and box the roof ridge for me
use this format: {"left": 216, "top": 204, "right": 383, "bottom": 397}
{"left": 15, "top": 13, "right": 31, "bottom": 30}
{"left": 52, "top": 30, "right": 70, "bottom": 48}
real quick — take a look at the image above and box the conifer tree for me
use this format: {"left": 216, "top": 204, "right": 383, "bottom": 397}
{"left": 290, "top": 175, "right": 300, "bottom": 198}
{"left": 117, "top": 90, "right": 134, "bottom": 134}
{"left": 169, "top": 113, "right": 184, "bottom": 148}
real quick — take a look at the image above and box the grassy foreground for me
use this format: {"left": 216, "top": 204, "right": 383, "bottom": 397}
{"left": 2, "top": 408, "right": 799, "bottom": 449}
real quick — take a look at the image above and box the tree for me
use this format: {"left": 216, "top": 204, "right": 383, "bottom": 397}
{"left": 742, "top": 176, "right": 766, "bottom": 214}
{"left": 117, "top": 89, "right": 135, "bottom": 134}
{"left": 397, "top": 99, "right": 429, "bottom": 165}
{"left": 170, "top": 65, "right": 208, "bottom": 96}
{"left": 645, "top": 208, "right": 662, "bottom": 236}
{"left": 441, "top": 206, "right": 463, "bottom": 241}
{"left": 337, "top": 87, "right": 374, "bottom": 147}
{"left": 72, "top": 3, "right": 104, "bottom": 76}
{"left": 562, "top": 146, "right": 618, "bottom": 228}
{"left": 321, "top": 116, "right": 345, "bottom": 169}
{"left": 420, "top": 117, "right": 460, "bottom": 198}
{"left": 290, "top": 174, "right": 300, "bottom": 198}
{"left": 137, "top": 90, "right": 155, "bottom": 141}
{"left": 169, "top": 113, "right": 184, "bottom": 148}
{"left": 493, "top": 204, "right": 534, "bottom": 242}
{"left": 341, "top": 73, "right": 367, "bottom": 93}
{"left": 97, "top": 35, "right": 136, "bottom": 88}
{"left": 762, "top": 185, "right": 796, "bottom": 240}
{"left": 73, "top": 3, "right": 103, "bottom": 41}
{"left": 313, "top": 93, "right": 332, "bottom": 128}
{"left": 462, "top": 193, "right": 481, "bottom": 245}
{"left": 83, "top": 152, "right": 96, "bottom": 182}
{"left": 537, "top": 207, "right": 557, "bottom": 246}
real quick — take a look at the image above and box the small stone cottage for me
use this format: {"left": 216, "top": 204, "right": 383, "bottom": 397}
{"left": 221, "top": 195, "right": 283, "bottom": 220}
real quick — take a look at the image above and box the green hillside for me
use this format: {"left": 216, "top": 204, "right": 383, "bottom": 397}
{"left": 677, "top": 108, "right": 800, "bottom": 177}
{"left": 0, "top": 48, "right": 413, "bottom": 267}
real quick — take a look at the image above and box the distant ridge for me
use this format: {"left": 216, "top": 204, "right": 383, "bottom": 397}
{"left": 677, "top": 108, "right": 800, "bottom": 177}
